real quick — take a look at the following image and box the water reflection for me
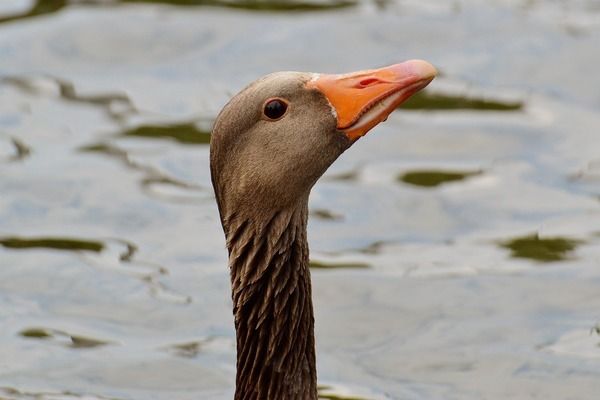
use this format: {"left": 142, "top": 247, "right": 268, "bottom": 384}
{"left": 0, "top": 136, "right": 30, "bottom": 163}
{"left": 19, "top": 327, "right": 112, "bottom": 349}
{"left": 326, "top": 170, "right": 359, "bottom": 182}
{"left": 0, "top": 236, "right": 104, "bottom": 252}
{"left": 165, "top": 340, "right": 204, "bottom": 358}
{"left": 0, "top": 0, "right": 356, "bottom": 24}
{"left": 0, "top": 387, "right": 120, "bottom": 400}
{"left": 1, "top": 0, "right": 600, "bottom": 398}
{"left": 318, "top": 384, "right": 371, "bottom": 400}
{"left": 355, "top": 240, "right": 386, "bottom": 255}
{"left": 310, "top": 208, "right": 344, "bottom": 221}
{"left": 0, "top": 0, "right": 66, "bottom": 24}
{"left": 123, "top": 0, "right": 357, "bottom": 11}
{"left": 309, "top": 260, "right": 370, "bottom": 269}
{"left": 120, "top": 121, "right": 211, "bottom": 145}
{"left": 163, "top": 336, "right": 233, "bottom": 358}
{"left": 499, "top": 233, "right": 582, "bottom": 262}
{"left": 399, "top": 169, "right": 481, "bottom": 188}
{"left": 3, "top": 76, "right": 135, "bottom": 121}
{"left": 402, "top": 91, "right": 523, "bottom": 111}
{"left": 80, "top": 141, "right": 207, "bottom": 203}
{"left": 0, "top": 235, "right": 190, "bottom": 304}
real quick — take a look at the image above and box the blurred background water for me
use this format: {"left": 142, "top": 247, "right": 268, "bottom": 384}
{"left": 1, "top": 1, "right": 599, "bottom": 399}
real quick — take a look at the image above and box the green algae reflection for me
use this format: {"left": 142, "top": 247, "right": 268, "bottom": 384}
{"left": 399, "top": 170, "right": 480, "bottom": 188}
{"left": 310, "top": 208, "right": 344, "bottom": 221}
{"left": 500, "top": 234, "right": 582, "bottom": 262}
{"left": 309, "top": 260, "right": 370, "bottom": 269}
{"left": 121, "top": 122, "right": 211, "bottom": 145}
{"left": 123, "top": 0, "right": 356, "bottom": 11}
{"left": 318, "top": 385, "right": 370, "bottom": 400}
{"left": 0, "top": 0, "right": 355, "bottom": 24}
{"left": 0, "top": 237, "right": 104, "bottom": 252}
{"left": 319, "top": 394, "right": 368, "bottom": 400}
{"left": 402, "top": 91, "right": 523, "bottom": 111}
{"left": 20, "top": 328, "right": 53, "bottom": 339}
{"left": 20, "top": 327, "right": 111, "bottom": 348}
{"left": 0, "top": 0, "right": 66, "bottom": 24}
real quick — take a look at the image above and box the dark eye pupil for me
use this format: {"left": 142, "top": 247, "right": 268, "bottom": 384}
{"left": 264, "top": 99, "right": 287, "bottom": 120}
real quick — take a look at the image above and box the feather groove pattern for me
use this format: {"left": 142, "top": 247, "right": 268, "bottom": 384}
{"left": 226, "top": 205, "right": 317, "bottom": 400}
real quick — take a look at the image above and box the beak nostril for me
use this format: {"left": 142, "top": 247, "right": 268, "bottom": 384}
{"left": 358, "top": 78, "right": 380, "bottom": 87}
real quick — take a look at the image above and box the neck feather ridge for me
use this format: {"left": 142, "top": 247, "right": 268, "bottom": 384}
{"left": 226, "top": 204, "right": 317, "bottom": 400}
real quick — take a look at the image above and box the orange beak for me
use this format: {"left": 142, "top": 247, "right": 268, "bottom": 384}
{"left": 306, "top": 59, "right": 437, "bottom": 141}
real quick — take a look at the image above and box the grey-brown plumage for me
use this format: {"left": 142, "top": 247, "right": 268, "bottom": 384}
{"left": 211, "top": 72, "right": 349, "bottom": 400}
{"left": 210, "top": 61, "right": 436, "bottom": 400}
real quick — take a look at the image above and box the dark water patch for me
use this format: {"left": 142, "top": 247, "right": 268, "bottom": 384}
{"left": 1, "top": 136, "right": 30, "bottom": 163}
{"left": 499, "top": 233, "right": 582, "bottom": 262}
{"left": 3, "top": 76, "right": 135, "bottom": 121}
{"left": 311, "top": 208, "right": 344, "bottom": 221}
{"left": 80, "top": 142, "right": 203, "bottom": 200}
{"left": 0, "top": 0, "right": 356, "bottom": 24}
{"left": 56, "top": 78, "right": 135, "bottom": 120}
{"left": 318, "top": 385, "right": 370, "bottom": 400}
{"left": 20, "top": 328, "right": 53, "bottom": 339}
{"left": 142, "top": 275, "right": 193, "bottom": 304}
{"left": 167, "top": 341, "right": 203, "bottom": 358}
{"left": 0, "top": 236, "right": 139, "bottom": 262}
{"left": 163, "top": 336, "right": 231, "bottom": 358}
{"left": 319, "top": 394, "right": 368, "bottom": 400}
{"left": 79, "top": 142, "right": 127, "bottom": 157}
{"left": 55, "top": 78, "right": 130, "bottom": 106}
{"left": 0, "top": 0, "right": 66, "bottom": 25}
{"left": 310, "top": 260, "right": 370, "bottom": 269}
{"left": 372, "top": 0, "right": 391, "bottom": 11}
{"left": 563, "top": 24, "right": 589, "bottom": 38}
{"left": 69, "top": 335, "right": 111, "bottom": 349}
{"left": 67, "top": 238, "right": 190, "bottom": 304}
{"left": 399, "top": 169, "right": 480, "bottom": 188}
{"left": 326, "top": 170, "right": 359, "bottom": 182}
{"left": 0, "top": 237, "right": 104, "bottom": 252}
{"left": 19, "top": 327, "right": 112, "bottom": 349}
{"left": 141, "top": 176, "right": 193, "bottom": 189}
{"left": 79, "top": 142, "right": 143, "bottom": 179}
{"left": 401, "top": 91, "right": 523, "bottom": 111}
{"left": 163, "top": 339, "right": 214, "bottom": 358}
{"left": 121, "top": 122, "right": 211, "bottom": 145}
{"left": 0, "top": 387, "right": 122, "bottom": 400}
{"left": 10, "top": 138, "right": 31, "bottom": 161}
{"left": 141, "top": 176, "right": 208, "bottom": 204}
{"left": 121, "top": 0, "right": 357, "bottom": 12}
{"left": 115, "top": 239, "right": 138, "bottom": 262}
{"left": 356, "top": 240, "right": 386, "bottom": 255}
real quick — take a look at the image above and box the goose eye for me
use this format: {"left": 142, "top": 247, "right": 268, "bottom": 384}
{"left": 263, "top": 99, "right": 288, "bottom": 120}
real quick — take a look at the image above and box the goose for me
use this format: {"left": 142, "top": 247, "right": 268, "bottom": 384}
{"left": 210, "top": 60, "right": 436, "bottom": 400}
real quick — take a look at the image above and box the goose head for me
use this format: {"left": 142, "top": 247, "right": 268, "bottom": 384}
{"left": 210, "top": 60, "right": 437, "bottom": 226}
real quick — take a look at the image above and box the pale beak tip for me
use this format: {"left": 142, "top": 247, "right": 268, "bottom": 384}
{"left": 400, "top": 59, "right": 438, "bottom": 80}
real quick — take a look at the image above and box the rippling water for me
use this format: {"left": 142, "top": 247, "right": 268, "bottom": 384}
{"left": 1, "top": 1, "right": 599, "bottom": 399}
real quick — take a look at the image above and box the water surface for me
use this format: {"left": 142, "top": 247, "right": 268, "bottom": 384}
{"left": 1, "top": 1, "right": 599, "bottom": 399}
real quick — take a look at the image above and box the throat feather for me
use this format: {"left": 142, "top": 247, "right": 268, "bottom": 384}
{"left": 227, "top": 205, "right": 317, "bottom": 400}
